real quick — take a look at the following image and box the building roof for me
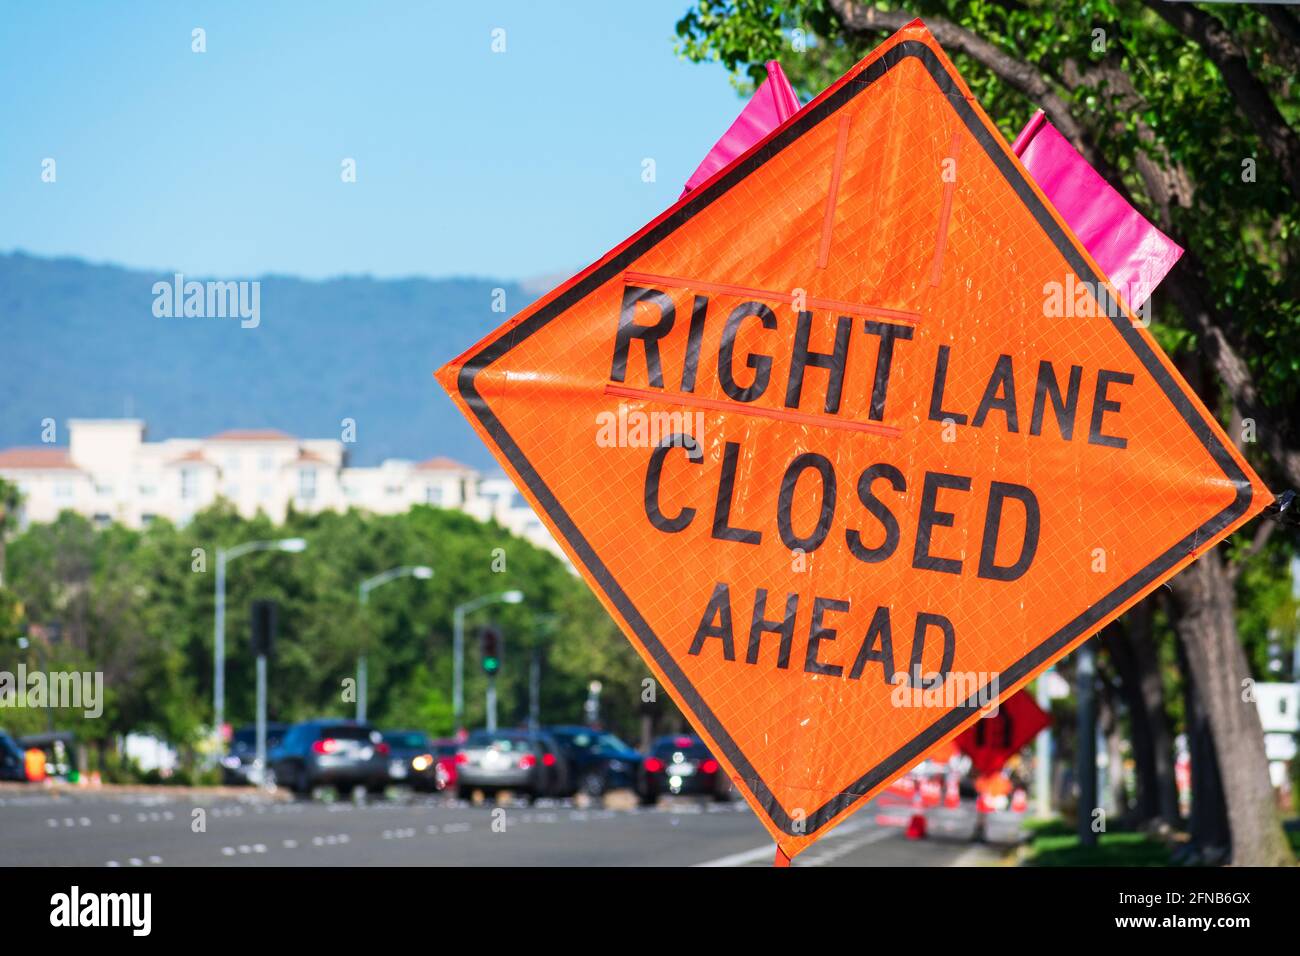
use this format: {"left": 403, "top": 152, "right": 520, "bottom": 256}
{"left": 206, "top": 429, "right": 297, "bottom": 442}
{"left": 165, "top": 450, "right": 216, "bottom": 468}
{"left": 415, "top": 456, "right": 476, "bottom": 474}
{"left": 0, "top": 447, "right": 81, "bottom": 471}
{"left": 286, "top": 450, "right": 330, "bottom": 467}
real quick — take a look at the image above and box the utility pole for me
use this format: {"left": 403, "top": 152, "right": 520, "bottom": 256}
{"left": 529, "top": 648, "right": 541, "bottom": 733}
{"left": 1076, "top": 641, "right": 1098, "bottom": 847}
{"left": 1035, "top": 669, "right": 1053, "bottom": 817}
{"left": 250, "top": 600, "right": 277, "bottom": 787}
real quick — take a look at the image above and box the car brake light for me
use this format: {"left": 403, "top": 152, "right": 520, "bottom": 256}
{"left": 700, "top": 758, "right": 719, "bottom": 774}
{"left": 541, "top": 753, "right": 556, "bottom": 767}
{"left": 673, "top": 736, "right": 694, "bottom": 748}
{"left": 312, "top": 738, "right": 338, "bottom": 755}
{"left": 644, "top": 757, "right": 664, "bottom": 773}
{"left": 376, "top": 742, "right": 390, "bottom": 756}
{"left": 518, "top": 754, "right": 537, "bottom": 769}
{"left": 454, "top": 752, "right": 468, "bottom": 764}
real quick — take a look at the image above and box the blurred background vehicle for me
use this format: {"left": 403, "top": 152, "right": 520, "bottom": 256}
{"left": 546, "top": 725, "right": 642, "bottom": 797}
{"left": 638, "top": 734, "right": 732, "bottom": 805}
{"left": 454, "top": 729, "right": 569, "bottom": 803}
{"left": 0, "top": 731, "right": 28, "bottom": 781}
{"left": 269, "top": 720, "right": 390, "bottom": 797}
{"left": 381, "top": 730, "right": 442, "bottom": 791}
{"left": 430, "top": 739, "right": 460, "bottom": 793}
{"left": 15, "top": 732, "right": 77, "bottom": 781}
{"left": 221, "top": 723, "right": 287, "bottom": 785}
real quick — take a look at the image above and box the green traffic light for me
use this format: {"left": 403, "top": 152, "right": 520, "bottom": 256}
{"left": 484, "top": 657, "right": 499, "bottom": 674}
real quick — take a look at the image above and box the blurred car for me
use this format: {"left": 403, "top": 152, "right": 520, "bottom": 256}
{"left": 454, "top": 729, "right": 569, "bottom": 802}
{"left": 430, "top": 739, "right": 459, "bottom": 792}
{"left": 381, "top": 730, "right": 444, "bottom": 791}
{"left": 269, "top": 720, "right": 390, "bottom": 796}
{"left": 0, "top": 732, "right": 28, "bottom": 781}
{"left": 638, "top": 734, "right": 732, "bottom": 805}
{"left": 221, "top": 723, "right": 287, "bottom": 785}
{"left": 546, "top": 725, "right": 642, "bottom": 797}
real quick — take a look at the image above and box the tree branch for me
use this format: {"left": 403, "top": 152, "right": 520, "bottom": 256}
{"left": 1145, "top": 0, "right": 1300, "bottom": 199}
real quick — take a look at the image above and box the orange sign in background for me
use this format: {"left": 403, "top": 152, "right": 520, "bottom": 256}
{"left": 437, "top": 21, "right": 1269, "bottom": 859}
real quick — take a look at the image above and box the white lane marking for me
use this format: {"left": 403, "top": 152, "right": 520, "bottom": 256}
{"left": 692, "top": 819, "right": 883, "bottom": 867}
{"left": 796, "top": 827, "right": 894, "bottom": 866}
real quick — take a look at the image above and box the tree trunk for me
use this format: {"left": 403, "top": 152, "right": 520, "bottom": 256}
{"left": 1131, "top": 600, "right": 1180, "bottom": 826}
{"left": 1169, "top": 549, "right": 1293, "bottom": 865}
{"left": 1103, "top": 622, "right": 1157, "bottom": 823}
{"left": 1177, "top": 629, "right": 1230, "bottom": 856}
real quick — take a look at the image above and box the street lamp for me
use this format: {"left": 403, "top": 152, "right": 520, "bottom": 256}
{"left": 213, "top": 537, "right": 307, "bottom": 750}
{"left": 356, "top": 565, "right": 435, "bottom": 722}
{"left": 453, "top": 589, "right": 523, "bottom": 734}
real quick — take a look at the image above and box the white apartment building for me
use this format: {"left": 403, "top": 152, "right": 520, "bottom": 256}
{"left": 0, "top": 419, "right": 563, "bottom": 559}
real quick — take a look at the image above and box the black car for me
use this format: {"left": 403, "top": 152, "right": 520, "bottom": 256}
{"left": 454, "top": 729, "right": 570, "bottom": 803}
{"left": 381, "top": 730, "right": 441, "bottom": 791}
{"left": 546, "top": 726, "right": 642, "bottom": 797}
{"left": 0, "top": 732, "right": 27, "bottom": 781}
{"left": 269, "top": 720, "right": 390, "bottom": 797}
{"left": 638, "top": 734, "right": 732, "bottom": 805}
{"left": 221, "top": 723, "right": 288, "bottom": 785}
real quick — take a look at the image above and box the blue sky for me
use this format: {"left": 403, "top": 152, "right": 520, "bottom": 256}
{"left": 0, "top": 1, "right": 743, "bottom": 282}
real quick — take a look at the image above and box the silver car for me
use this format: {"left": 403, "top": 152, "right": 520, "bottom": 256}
{"left": 454, "top": 730, "right": 569, "bottom": 802}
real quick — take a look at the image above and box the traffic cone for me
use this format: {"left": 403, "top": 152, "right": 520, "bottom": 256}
{"left": 944, "top": 777, "right": 960, "bottom": 810}
{"left": 1011, "top": 788, "right": 1028, "bottom": 813}
{"left": 905, "top": 794, "right": 927, "bottom": 839}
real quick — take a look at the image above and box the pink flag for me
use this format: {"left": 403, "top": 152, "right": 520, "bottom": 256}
{"left": 682, "top": 61, "right": 801, "bottom": 196}
{"left": 1012, "top": 110, "right": 1182, "bottom": 310}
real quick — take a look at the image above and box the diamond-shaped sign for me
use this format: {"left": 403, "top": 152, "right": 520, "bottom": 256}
{"left": 437, "top": 21, "right": 1269, "bottom": 860}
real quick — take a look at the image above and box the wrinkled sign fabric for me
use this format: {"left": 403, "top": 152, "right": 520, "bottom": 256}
{"left": 437, "top": 20, "right": 1270, "bottom": 860}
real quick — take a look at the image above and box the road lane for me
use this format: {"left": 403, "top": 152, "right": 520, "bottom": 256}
{"left": 0, "top": 789, "right": 1003, "bottom": 867}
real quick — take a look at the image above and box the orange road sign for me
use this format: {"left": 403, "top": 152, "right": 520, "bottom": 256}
{"left": 437, "top": 20, "right": 1270, "bottom": 860}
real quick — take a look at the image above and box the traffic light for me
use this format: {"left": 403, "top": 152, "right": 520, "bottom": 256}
{"left": 250, "top": 600, "right": 277, "bottom": 658}
{"left": 479, "top": 626, "right": 501, "bottom": 675}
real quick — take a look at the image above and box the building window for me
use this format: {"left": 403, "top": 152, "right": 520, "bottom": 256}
{"left": 299, "top": 468, "right": 317, "bottom": 501}
{"left": 259, "top": 455, "right": 274, "bottom": 472}
{"left": 54, "top": 483, "right": 73, "bottom": 499}
{"left": 96, "top": 483, "right": 112, "bottom": 497}
{"left": 139, "top": 484, "right": 155, "bottom": 497}
{"left": 180, "top": 469, "right": 197, "bottom": 500}
{"left": 424, "top": 484, "right": 444, "bottom": 506}
{"left": 141, "top": 513, "right": 157, "bottom": 527}
{"left": 93, "top": 513, "right": 112, "bottom": 529}
{"left": 226, "top": 455, "right": 240, "bottom": 472}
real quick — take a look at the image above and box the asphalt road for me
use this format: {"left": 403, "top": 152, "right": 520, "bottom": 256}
{"left": 0, "top": 788, "right": 1004, "bottom": 867}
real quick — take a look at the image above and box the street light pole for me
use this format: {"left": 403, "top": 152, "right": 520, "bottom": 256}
{"left": 213, "top": 537, "right": 306, "bottom": 752}
{"left": 452, "top": 590, "right": 524, "bottom": 734}
{"left": 356, "top": 566, "right": 434, "bottom": 723}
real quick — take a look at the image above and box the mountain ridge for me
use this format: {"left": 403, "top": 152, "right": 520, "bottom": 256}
{"left": 0, "top": 251, "right": 537, "bottom": 468}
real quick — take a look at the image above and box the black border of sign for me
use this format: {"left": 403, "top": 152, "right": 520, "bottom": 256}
{"left": 456, "top": 39, "right": 1253, "bottom": 836}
